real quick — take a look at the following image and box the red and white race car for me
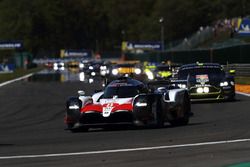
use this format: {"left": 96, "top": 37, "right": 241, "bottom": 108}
{"left": 64, "top": 77, "right": 191, "bottom": 132}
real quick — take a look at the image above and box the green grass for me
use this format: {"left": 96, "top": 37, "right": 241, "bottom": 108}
{"left": 0, "top": 67, "right": 43, "bottom": 83}
{"left": 235, "top": 76, "right": 250, "bottom": 85}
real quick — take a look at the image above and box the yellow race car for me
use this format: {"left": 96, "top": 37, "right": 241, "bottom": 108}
{"left": 108, "top": 61, "right": 147, "bottom": 82}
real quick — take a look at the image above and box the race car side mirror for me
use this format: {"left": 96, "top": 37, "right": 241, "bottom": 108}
{"left": 78, "top": 90, "right": 85, "bottom": 96}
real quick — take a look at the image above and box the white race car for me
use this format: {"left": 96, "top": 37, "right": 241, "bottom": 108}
{"left": 64, "top": 78, "right": 191, "bottom": 131}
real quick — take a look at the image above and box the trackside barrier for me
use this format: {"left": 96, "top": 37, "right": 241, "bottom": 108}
{"left": 223, "top": 64, "right": 250, "bottom": 77}
{"left": 124, "top": 44, "right": 250, "bottom": 64}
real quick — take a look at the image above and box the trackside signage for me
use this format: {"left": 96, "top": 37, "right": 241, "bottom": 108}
{"left": 0, "top": 64, "right": 15, "bottom": 73}
{"left": 0, "top": 41, "right": 23, "bottom": 49}
{"left": 122, "top": 41, "right": 162, "bottom": 53}
{"left": 60, "top": 49, "right": 92, "bottom": 58}
{"left": 238, "top": 18, "right": 250, "bottom": 36}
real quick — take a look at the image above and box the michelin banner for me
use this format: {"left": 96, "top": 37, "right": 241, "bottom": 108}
{"left": 0, "top": 64, "right": 15, "bottom": 73}
{"left": 60, "top": 49, "right": 92, "bottom": 58}
{"left": 238, "top": 18, "right": 250, "bottom": 36}
{"left": 122, "top": 41, "right": 162, "bottom": 53}
{"left": 0, "top": 41, "right": 23, "bottom": 50}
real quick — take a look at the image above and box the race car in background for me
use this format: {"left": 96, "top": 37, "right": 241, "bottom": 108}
{"left": 53, "top": 61, "right": 65, "bottom": 71}
{"left": 177, "top": 63, "right": 235, "bottom": 101}
{"left": 79, "top": 59, "right": 91, "bottom": 71}
{"left": 64, "top": 77, "right": 191, "bottom": 131}
{"left": 84, "top": 60, "right": 110, "bottom": 77}
{"left": 108, "top": 62, "right": 147, "bottom": 82}
{"left": 154, "top": 64, "right": 173, "bottom": 79}
{"left": 154, "top": 64, "right": 180, "bottom": 80}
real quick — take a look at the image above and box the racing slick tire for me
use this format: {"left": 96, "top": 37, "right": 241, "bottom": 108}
{"left": 169, "top": 93, "right": 190, "bottom": 126}
{"left": 66, "top": 97, "right": 89, "bottom": 132}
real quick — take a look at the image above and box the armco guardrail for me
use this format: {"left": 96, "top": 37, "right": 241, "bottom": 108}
{"left": 223, "top": 64, "right": 250, "bottom": 77}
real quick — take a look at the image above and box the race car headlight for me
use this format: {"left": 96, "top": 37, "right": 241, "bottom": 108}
{"left": 135, "top": 102, "right": 148, "bottom": 107}
{"left": 146, "top": 71, "right": 154, "bottom": 80}
{"left": 220, "top": 81, "right": 229, "bottom": 87}
{"left": 197, "top": 87, "right": 204, "bottom": 93}
{"left": 100, "top": 70, "right": 106, "bottom": 76}
{"left": 134, "top": 68, "right": 141, "bottom": 75}
{"left": 230, "top": 81, "right": 235, "bottom": 86}
{"left": 68, "top": 104, "right": 80, "bottom": 110}
{"left": 53, "top": 63, "right": 58, "bottom": 69}
{"left": 112, "top": 69, "right": 119, "bottom": 75}
{"left": 89, "top": 66, "right": 94, "bottom": 70}
{"left": 53, "top": 66, "right": 58, "bottom": 70}
{"left": 79, "top": 63, "right": 84, "bottom": 68}
{"left": 79, "top": 72, "right": 85, "bottom": 81}
{"left": 203, "top": 87, "right": 209, "bottom": 93}
{"left": 91, "top": 72, "right": 96, "bottom": 76}
{"left": 100, "top": 66, "right": 107, "bottom": 70}
{"left": 178, "top": 84, "right": 187, "bottom": 89}
{"left": 89, "top": 78, "right": 94, "bottom": 83}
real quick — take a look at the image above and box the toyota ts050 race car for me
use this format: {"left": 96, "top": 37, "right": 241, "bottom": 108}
{"left": 177, "top": 63, "right": 235, "bottom": 101}
{"left": 64, "top": 77, "right": 191, "bottom": 132}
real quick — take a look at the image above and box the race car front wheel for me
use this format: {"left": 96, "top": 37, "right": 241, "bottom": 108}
{"left": 169, "top": 93, "right": 190, "bottom": 126}
{"left": 153, "top": 98, "right": 164, "bottom": 128}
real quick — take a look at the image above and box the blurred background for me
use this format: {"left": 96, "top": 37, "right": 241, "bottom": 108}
{"left": 0, "top": 0, "right": 250, "bottom": 76}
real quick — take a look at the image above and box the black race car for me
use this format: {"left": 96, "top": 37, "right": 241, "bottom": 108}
{"left": 177, "top": 63, "right": 235, "bottom": 101}
{"left": 85, "top": 60, "right": 110, "bottom": 77}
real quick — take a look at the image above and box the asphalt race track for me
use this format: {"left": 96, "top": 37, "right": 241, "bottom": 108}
{"left": 0, "top": 77, "right": 250, "bottom": 167}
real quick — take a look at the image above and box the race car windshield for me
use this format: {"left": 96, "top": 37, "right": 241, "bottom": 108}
{"left": 178, "top": 68, "right": 225, "bottom": 80}
{"left": 103, "top": 86, "right": 139, "bottom": 98}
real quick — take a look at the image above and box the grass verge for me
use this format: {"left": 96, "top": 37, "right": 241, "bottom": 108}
{"left": 0, "top": 67, "right": 43, "bottom": 83}
{"left": 235, "top": 76, "right": 250, "bottom": 85}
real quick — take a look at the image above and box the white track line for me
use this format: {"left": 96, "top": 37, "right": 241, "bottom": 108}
{"left": 0, "top": 73, "right": 33, "bottom": 88}
{"left": 0, "top": 138, "right": 250, "bottom": 160}
{"left": 236, "top": 91, "right": 250, "bottom": 97}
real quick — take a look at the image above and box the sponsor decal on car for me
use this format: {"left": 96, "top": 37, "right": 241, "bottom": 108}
{"left": 196, "top": 74, "right": 209, "bottom": 84}
{"left": 103, "top": 103, "right": 114, "bottom": 117}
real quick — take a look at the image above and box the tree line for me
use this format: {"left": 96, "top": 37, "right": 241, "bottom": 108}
{"left": 0, "top": 0, "right": 249, "bottom": 57}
